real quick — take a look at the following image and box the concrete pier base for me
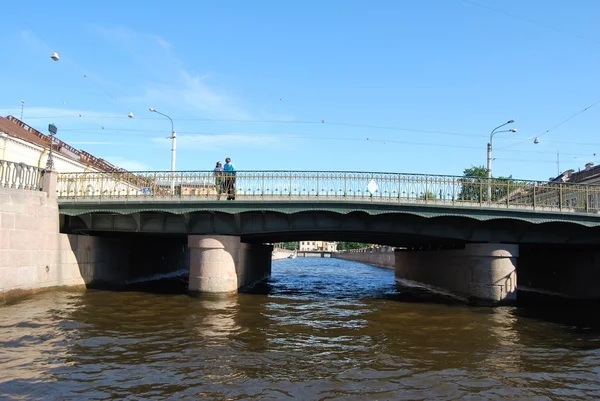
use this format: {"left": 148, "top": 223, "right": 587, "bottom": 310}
{"left": 395, "top": 244, "right": 518, "bottom": 304}
{"left": 188, "top": 235, "right": 272, "bottom": 296}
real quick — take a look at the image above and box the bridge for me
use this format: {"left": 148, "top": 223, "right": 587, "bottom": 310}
{"left": 56, "top": 169, "right": 600, "bottom": 245}
{"left": 3, "top": 162, "right": 600, "bottom": 304}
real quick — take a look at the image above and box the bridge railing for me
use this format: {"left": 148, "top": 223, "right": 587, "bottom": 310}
{"left": 0, "top": 160, "right": 43, "bottom": 191}
{"left": 56, "top": 170, "right": 600, "bottom": 213}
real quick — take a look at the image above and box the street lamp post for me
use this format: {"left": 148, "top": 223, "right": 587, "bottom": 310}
{"left": 487, "top": 120, "right": 516, "bottom": 202}
{"left": 149, "top": 108, "right": 176, "bottom": 194}
{"left": 46, "top": 123, "right": 58, "bottom": 170}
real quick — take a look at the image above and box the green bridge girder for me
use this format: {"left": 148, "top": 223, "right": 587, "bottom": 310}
{"left": 58, "top": 200, "right": 600, "bottom": 247}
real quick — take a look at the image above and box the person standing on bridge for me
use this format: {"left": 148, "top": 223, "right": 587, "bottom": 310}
{"left": 213, "top": 161, "right": 224, "bottom": 199}
{"left": 224, "top": 157, "right": 236, "bottom": 200}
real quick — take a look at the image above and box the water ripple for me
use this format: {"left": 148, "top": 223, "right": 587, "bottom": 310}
{"left": 1, "top": 259, "right": 600, "bottom": 399}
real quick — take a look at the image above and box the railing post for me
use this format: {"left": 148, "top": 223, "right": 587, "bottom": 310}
{"left": 262, "top": 171, "right": 265, "bottom": 199}
{"left": 506, "top": 181, "right": 510, "bottom": 208}
{"left": 533, "top": 182, "right": 537, "bottom": 210}
{"left": 397, "top": 174, "right": 401, "bottom": 202}
{"left": 424, "top": 176, "right": 428, "bottom": 204}
{"left": 586, "top": 185, "right": 589, "bottom": 213}
{"left": 452, "top": 178, "right": 456, "bottom": 205}
{"left": 559, "top": 183, "right": 563, "bottom": 211}
{"left": 344, "top": 173, "right": 347, "bottom": 199}
{"left": 41, "top": 170, "right": 57, "bottom": 199}
{"left": 479, "top": 180, "right": 483, "bottom": 205}
{"left": 289, "top": 172, "right": 292, "bottom": 197}
{"left": 316, "top": 172, "right": 319, "bottom": 198}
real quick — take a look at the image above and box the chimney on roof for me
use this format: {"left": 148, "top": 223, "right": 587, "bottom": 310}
{"left": 585, "top": 162, "right": 595, "bottom": 170}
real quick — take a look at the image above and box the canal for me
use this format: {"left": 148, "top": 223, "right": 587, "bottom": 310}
{"left": 1, "top": 258, "right": 600, "bottom": 400}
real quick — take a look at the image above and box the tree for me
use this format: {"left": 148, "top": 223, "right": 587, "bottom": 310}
{"left": 419, "top": 191, "right": 437, "bottom": 200}
{"left": 458, "top": 165, "right": 514, "bottom": 202}
{"left": 337, "top": 242, "right": 370, "bottom": 251}
{"left": 278, "top": 242, "right": 299, "bottom": 250}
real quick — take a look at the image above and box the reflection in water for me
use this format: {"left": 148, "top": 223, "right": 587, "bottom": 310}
{"left": 1, "top": 258, "right": 600, "bottom": 400}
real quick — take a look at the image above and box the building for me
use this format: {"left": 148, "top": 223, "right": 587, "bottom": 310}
{"left": 506, "top": 162, "right": 600, "bottom": 212}
{"left": 0, "top": 115, "right": 124, "bottom": 173}
{"left": 299, "top": 241, "right": 338, "bottom": 252}
{"left": 0, "top": 115, "right": 154, "bottom": 196}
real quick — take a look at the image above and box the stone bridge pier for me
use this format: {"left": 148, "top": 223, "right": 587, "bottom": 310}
{"left": 395, "top": 244, "right": 518, "bottom": 305}
{"left": 188, "top": 235, "right": 272, "bottom": 295}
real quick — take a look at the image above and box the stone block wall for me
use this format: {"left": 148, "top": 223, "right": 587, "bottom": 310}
{"left": 0, "top": 187, "right": 85, "bottom": 299}
{"left": 395, "top": 244, "right": 518, "bottom": 304}
{"left": 333, "top": 250, "right": 395, "bottom": 269}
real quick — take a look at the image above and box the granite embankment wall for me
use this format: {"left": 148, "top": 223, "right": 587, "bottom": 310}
{"left": 333, "top": 250, "right": 395, "bottom": 269}
{"left": 272, "top": 249, "right": 294, "bottom": 260}
{"left": 0, "top": 187, "right": 85, "bottom": 300}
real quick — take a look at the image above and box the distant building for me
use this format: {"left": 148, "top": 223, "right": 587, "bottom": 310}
{"left": 299, "top": 241, "right": 337, "bottom": 252}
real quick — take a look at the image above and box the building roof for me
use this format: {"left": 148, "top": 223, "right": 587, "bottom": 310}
{"left": 551, "top": 163, "right": 600, "bottom": 184}
{"left": 0, "top": 115, "right": 125, "bottom": 172}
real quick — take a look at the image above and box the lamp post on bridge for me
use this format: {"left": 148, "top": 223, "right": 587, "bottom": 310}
{"left": 487, "top": 120, "right": 516, "bottom": 202}
{"left": 46, "top": 123, "right": 58, "bottom": 170}
{"left": 149, "top": 108, "right": 176, "bottom": 194}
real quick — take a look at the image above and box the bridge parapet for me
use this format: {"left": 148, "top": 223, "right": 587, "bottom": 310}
{"left": 0, "top": 160, "right": 42, "bottom": 191}
{"left": 56, "top": 170, "right": 600, "bottom": 214}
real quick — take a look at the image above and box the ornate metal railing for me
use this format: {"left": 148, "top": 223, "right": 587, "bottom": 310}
{"left": 0, "top": 160, "right": 43, "bottom": 190}
{"left": 56, "top": 170, "right": 600, "bottom": 214}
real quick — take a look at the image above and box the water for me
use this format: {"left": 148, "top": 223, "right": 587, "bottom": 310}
{"left": 1, "top": 258, "right": 600, "bottom": 400}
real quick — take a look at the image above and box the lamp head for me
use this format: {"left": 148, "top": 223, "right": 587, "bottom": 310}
{"left": 149, "top": 108, "right": 156, "bottom": 112}
{"left": 127, "top": 112, "right": 134, "bottom": 118}
{"left": 50, "top": 51, "right": 60, "bottom": 61}
{"left": 534, "top": 137, "right": 540, "bottom": 144}
{"left": 509, "top": 128, "right": 517, "bottom": 132}
{"left": 48, "top": 124, "right": 57, "bottom": 135}
{"left": 507, "top": 120, "right": 515, "bottom": 124}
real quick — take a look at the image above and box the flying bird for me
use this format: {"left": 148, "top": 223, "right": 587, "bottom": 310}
{"left": 279, "top": 98, "right": 285, "bottom": 102}
{"left": 321, "top": 119, "right": 325, "bottom": 123}
{"left": 77, "top": 113, "right": 82, "bottom": 117}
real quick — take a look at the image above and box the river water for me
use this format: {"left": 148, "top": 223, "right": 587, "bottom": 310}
{"left": 1, "top": 258, "right": 600, "bottom": 400}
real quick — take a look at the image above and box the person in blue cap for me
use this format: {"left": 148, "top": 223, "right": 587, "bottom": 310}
{"left": 223, "top": 157, "right": 236, "bottom": 200}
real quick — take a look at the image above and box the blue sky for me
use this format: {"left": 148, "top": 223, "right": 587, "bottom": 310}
{"left": 1, "top": 0, "right": 599, "bottom": 180}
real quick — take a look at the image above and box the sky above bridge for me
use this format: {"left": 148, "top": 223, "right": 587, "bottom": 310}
{"left": 1, "top": 0, "right": 599, "bottom": 181}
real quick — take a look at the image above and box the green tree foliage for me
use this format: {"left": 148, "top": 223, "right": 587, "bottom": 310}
{"left": 336, "top": 242, "right": 371, "bottom": 250}
{"left": 278, "top": 242, "right": 299, "bottom": 250}
{"left": 419, "top": 191, "right": 437, "bottom": 200}
{"left": 458, "top": 166, "right": 514, "bottom": 202}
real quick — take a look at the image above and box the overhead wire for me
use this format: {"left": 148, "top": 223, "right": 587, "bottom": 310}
{"left": 460, "top": 0, "right": 600, "bottom": 45}
{"left": 12, "top": 9, "right": 120, "bottom": 106}
{"left": 55, "top": 126, "right": 599, "bottom": 159}
{"left": 497, "top": 98, "right": 600, "bottom": 150}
